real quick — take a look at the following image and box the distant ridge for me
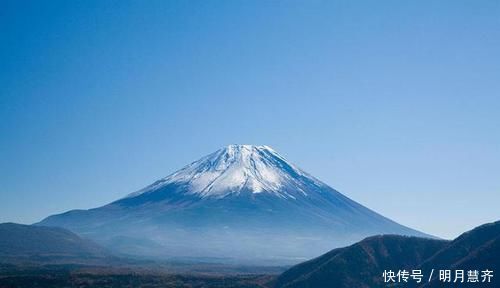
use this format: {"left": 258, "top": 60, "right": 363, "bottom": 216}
{"left": 0, "top": 223, "right": 108, "bottom": 264}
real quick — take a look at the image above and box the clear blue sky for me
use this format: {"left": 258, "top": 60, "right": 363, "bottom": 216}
{"left": 1, "top": 0, "right": 499, "bottom": 239}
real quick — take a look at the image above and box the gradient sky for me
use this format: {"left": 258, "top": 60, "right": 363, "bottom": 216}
{"left": 1, "top": 0, "right": 499, "bottom": 239}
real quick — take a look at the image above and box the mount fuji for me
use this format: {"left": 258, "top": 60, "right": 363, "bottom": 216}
{"left": 38, "top": 145, "right": 430, "bottom": 264}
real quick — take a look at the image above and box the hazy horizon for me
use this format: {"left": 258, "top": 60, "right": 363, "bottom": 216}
{"left": 1, "top": 0, "right": 499, "bottom": 239}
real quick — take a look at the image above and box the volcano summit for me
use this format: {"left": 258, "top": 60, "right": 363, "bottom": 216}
{"left": 38, "top": 145, "right": 429, "bottom": 264}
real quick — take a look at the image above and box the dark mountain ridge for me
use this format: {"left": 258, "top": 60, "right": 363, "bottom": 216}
{"left": 0, "top": 223, "right": 109, "bottom": 264}
{"left": 275, "top": 235, "right": 448, "bottom": 288}
{"left": 275, "top": 220, "right": 500, "bottom": 288}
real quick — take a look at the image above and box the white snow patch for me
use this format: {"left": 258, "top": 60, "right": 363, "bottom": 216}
{"left": 126, "top": 144, "right": 319, "bottom": 199}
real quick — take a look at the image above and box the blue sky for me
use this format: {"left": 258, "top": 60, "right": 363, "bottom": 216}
{"left": 1, "top": 0, "right": 499, "bottom": 239}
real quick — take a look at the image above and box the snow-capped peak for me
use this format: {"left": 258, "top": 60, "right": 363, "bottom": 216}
{"left": 129, "top": 144, "right": 317, "bottom": 199}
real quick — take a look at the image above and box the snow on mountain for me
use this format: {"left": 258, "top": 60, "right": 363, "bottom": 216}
{"left": 128, "top": 144, "right": 317, "bottom": 199}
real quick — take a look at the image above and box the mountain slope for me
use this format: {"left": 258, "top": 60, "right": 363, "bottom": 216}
{"left": 421, "top": 220, "right": 500, "bottom": 270}
{"left": 37, "top": 145, "right": 429, "bottom": 264}
{"left": 0, "top": 223, "right": 108, "bottom": 264}
{"left": 275, "top": 220, "right": 500, "bottom": 288}
{"left": 422, "top": 220, "right": 500, "bottom": 287}
{"left": 275, "top": 235, "right": 447, "bottom": 288}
